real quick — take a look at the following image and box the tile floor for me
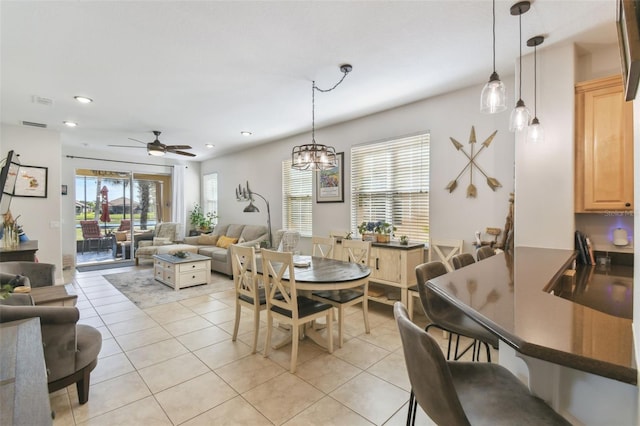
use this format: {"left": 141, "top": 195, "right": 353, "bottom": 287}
{"left": 51, "top": 265, "right": 494, "bottom": 425}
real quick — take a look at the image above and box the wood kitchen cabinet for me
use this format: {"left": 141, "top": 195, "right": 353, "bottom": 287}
{"left": 575, "top": 75, "right": 634, "bottom": 212}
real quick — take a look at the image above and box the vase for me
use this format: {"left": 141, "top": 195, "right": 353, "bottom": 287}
{"left": 376, "top": 234, "right": 390, "bottom": 243}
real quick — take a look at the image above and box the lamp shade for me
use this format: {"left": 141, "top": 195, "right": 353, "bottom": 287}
{"left": 480, "top": 72, "right": 506, "bottom": 113}
{"left": 509, "top": 99, "right": 530, "bottom": 132}
{"left": 243, "top": 201, "right": 259, "bottom": 213}
{"left": 527, "top": 117, "right": 544, "bottom": 143}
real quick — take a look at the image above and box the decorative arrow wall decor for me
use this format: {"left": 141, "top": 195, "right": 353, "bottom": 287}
{"left": 446, "top": 126, "right": 501, "bottom": 198}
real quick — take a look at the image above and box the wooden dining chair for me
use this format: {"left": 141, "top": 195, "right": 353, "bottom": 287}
{"left": 311, "top": 236, "right": 335, "bottom": 259}
{"left": 230, "top": 245, "right": 265, "bottom": 354}
{"left": 312, "top": 239, "right": 371, "bottom": 348}
{"left": 428, "top": 238, "right": 463, "bottom": 272}
{"left": 261, "top": 249, "right": 333, "bottom": 373}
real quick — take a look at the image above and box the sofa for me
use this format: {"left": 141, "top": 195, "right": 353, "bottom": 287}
{"left": 134, "top": 222, "right": 187, "bottom": 264}
{"left": 183, "top": 224, "right": 268, "bottom": 276}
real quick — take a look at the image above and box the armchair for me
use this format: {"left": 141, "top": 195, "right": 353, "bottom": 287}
{"left": 0, "top": 302, "right": 102, "bottom": 404}
{"left": 0, "top": 261, "right": 55, "bottom": 287}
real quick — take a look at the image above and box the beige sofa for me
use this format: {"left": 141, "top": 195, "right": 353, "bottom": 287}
{"left": 183, "top": 224, "right": 268, "bottom": 276}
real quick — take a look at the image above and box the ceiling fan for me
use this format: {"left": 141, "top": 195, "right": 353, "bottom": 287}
{"left": 109, "top": 130, "right": 195, "bottom": 157}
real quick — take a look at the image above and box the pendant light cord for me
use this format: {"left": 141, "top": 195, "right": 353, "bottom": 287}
{"left": 518, "top": 11, "right": 522, "bottom": 100}
{"left": 533, "top": 44, "right": 537, "bottom": 116}
{"left": 311, "top": 81, "right": 316, "bottom": 144}
{"left": 492, "top": 0, "right": 496, "bottom": 73}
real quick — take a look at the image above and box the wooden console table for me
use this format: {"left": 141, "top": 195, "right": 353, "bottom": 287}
{"left": 0, "top": 240, "right": 39, "bottom": 262}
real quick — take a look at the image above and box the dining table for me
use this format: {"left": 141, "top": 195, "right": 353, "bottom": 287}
{"left": 256, "top": 254, "right": 371, "bottom": 348}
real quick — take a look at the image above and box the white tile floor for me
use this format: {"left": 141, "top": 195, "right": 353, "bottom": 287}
{"left": 51, "top": 266, "right": 493, "bottom": 425}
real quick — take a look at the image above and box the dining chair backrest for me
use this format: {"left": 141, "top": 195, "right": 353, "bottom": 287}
{"left": 261, "top": 249, "right": 298, "bottom": 318}
{"left": 451, "top": 253, "right": 475, "bottom": 270}
{"left": 80, "top": 220, "right": 102, "bottom": 239}
{"left": 476, "top": 246, "right": 496, "bottom": 261}
{"left": 394, "top": 302, "right": 472, "bottom": 426}
{"left": 415, "top": 261, "right": 450, "bottom": 321}
{"left": 428, "top": 238, "right": 463, "bottom": 272}
{"left": 342, "top": 239, "right": 371, "bottom": 266}
{"left": 312, "top": 236, "right": 335, "bottom": 259}
{"left": 230, "top": 245, "right": 259, "bottom": 303}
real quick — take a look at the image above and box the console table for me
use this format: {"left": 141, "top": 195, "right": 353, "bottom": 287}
{"left": 0, "top": 240, "right": 39, "bottom": 262}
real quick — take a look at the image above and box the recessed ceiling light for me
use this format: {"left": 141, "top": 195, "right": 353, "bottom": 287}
{"left": 74, "top": 96, "right": 93, "bottom": 104}
{"left": 240, "top": 131, "right": 252, "bottom": 136}
{"left": 63, "top": 121, "right": 78, "bottom": 127}
{"left": 205, "top": 143, "right": 215, "bottom": 148}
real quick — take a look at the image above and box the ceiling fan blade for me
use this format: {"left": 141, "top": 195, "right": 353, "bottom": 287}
{"left": 127, "top": 138, "right": 147, "bottom": 145}
{"left": 108, "top": 144, "right": 146, "bottom": 148}
{"left": 166, "top": 145, "right": 192, "bottom": 150}
{"left": 170, "top": 150, "right": 196, "bottom": 157}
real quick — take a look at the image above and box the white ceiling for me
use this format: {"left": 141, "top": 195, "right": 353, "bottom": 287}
{"left": 1, "top": 1, "right": 617, "bottom": 161}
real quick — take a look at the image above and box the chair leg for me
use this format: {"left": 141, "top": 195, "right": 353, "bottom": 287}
{"left": 407, "top": 295, "right": 414, "bottom": 321}
{"left": 407, "top": 390, "right": 415, "bottom": 426}
{"left": 263, "top": 313, "right": 273, "bottom": 358}
{"left": 251, "top": 307, "right": 260, "bottom": 354}
{"left": 338, "top": 305, "right": 344, "bottom": 348}
{"left": 232, "top": 301, "right": 241, "bottom": 342}
{"left": 362, "top": 293, "right": 370, "bottom": 335}
{"left": 291, "top": 322, "right": 299, "bottom": 373}
{"left": 326, "top": 309, "right": 333, "bottom": 354}
{"left": 485, "top": 342, "right": 492, "bottom": 362}
{"left": 76, "top": 367, "right": 91, "bottom": 405}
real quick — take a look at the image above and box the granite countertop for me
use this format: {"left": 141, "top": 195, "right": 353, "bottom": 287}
{"left": 426, "top": 247, "right": 636, "bottom": 385}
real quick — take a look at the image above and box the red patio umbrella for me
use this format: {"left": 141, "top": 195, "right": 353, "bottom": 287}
{"left": 99, "top": 186, "right": 111, "bottom": 232}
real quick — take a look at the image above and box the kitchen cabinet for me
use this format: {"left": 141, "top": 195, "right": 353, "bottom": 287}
{"left": 575, "top": 75, "right": 634, "bottom": 212}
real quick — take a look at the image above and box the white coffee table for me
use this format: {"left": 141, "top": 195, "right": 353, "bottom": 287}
{"left": 153, "top": 253, "right": 211, "bottom": 291}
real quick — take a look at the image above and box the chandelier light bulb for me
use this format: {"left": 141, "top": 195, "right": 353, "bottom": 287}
{"left": 509, "top": 99, "right": 530, "bottom": 132}
{"left": 528, "top": 117, "right": 544, "bottom": 143}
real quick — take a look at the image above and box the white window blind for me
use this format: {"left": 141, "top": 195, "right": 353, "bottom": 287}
{"left": 202, "top": 172, "right": 218, "bottom": 225}
{"left": 351, "top": 133, "right": 430, "bottom": 243}
{"left": 282, "top": 160, "right": 312, "bottom": 236}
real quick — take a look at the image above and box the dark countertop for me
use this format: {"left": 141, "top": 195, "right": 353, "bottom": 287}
{"left": 426, "top": 247, "right": 636, "bottom": 385}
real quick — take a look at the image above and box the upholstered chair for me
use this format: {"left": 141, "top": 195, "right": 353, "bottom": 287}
{"left": 451, "top": 253, "right": 475, "bottom": 270}
{"left": 0, "top": 261, "right": 55, "bottom": 287}
{"left": 0, "top": 302, "right": 102, "bottom": 404}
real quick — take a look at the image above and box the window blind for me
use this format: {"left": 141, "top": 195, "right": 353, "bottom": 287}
{"left": 351, "top": 133, "right": 430, "bottom": 243}
{"left": 203, "top": 172, "right": 218, "bottom": 225}
{"left": 282, "top": 160, "right": 312, "bottom": 236}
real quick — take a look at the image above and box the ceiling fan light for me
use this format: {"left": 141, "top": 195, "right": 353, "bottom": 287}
{"left": 480, "top": 72, "right": 506, "bottom": 113}
{"left": 148, "top": 146, "right": 165, "bottom": 156}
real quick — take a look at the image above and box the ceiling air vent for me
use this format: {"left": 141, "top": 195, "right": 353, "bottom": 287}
{"left": 22, "top": 121, "right": 47, "bottom": 128}
{"left": 31, "top": 95, "right": 54, "bottom": 106}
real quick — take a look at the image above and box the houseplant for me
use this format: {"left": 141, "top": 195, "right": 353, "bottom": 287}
{"left": 358, "top": 221, "right": 376, "bottom": 241}
{"left": 374, "top": 221, "right": 396, "bottom": 243}
{"left": 189, "top": 203, "right": 217, "bottom": 233}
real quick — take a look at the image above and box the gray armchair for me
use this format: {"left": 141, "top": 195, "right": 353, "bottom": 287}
{"left": 0, "top": 302, "right": 102, "bottom": 404}
{"left": 0, "top": 261, "right": 55, "bottom": 287}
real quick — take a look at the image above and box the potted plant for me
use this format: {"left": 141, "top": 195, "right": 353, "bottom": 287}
{"left": 358, "top": 221, "right": 376, "bottom": 241}
{"left": 189, "top": 204, "right": 217, "bottom": 233}
{"left": 374, "top": 221, "right": 396, "bottom": 243}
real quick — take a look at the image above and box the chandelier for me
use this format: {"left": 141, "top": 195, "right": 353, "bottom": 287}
{"left": 291, "top": 64, "right": 352, "bottom": 171}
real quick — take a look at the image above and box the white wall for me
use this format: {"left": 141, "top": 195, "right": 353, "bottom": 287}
{"left": 0, "top": 125, "right": 64, "bottom": 280}
{"left": 202, "top": 78, "right": 516, "bottom": 255}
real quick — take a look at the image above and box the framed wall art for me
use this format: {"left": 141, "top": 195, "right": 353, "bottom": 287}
{"left": 14, "top": 165, "right": 48, "bottom": 198}
{"left": 316, "top": 152, "right": 344, "bottom": 203}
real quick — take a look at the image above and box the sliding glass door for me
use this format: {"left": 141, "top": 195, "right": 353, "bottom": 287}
{"left": 75, "top": 169, "right": 171, "bottom": 266}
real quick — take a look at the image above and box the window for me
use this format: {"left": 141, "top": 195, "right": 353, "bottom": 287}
{"left": 282, "top": 160, "right": 312, "bottom": 236}
{"left": 202, "top": 172, "right": 218, "bottom": 226}
{"left": 351, "top": 132, "right": 430, "bottom": 243}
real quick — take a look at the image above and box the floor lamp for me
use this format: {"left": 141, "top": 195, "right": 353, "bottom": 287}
{"left": 236, "top": 181, "right": 272, "bottom": 248}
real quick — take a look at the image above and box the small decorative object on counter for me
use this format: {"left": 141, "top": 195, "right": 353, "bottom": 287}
{"left": 2, "top": 211, "right": 20, "bottom": 248}
{"left": 374, "top": 221, "right": 396, "bottom": 243}
{"left": 400, "top": 235, "right": 409, "bottom": 245}
{"left": 358, "top": 221, "right": 377, "bottom": 241}
{"left": 171, "top": 250, "right": 189, "bottom": 259}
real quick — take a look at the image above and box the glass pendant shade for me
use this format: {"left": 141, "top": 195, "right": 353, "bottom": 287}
{"left": 528, "top": 117, "right": 543, "bottom": 142}
{"left": 509, "top": 99, "right": 530, "bottom": 132}
{"left": 480, "top": 72, "right": 507, "bottom": 113}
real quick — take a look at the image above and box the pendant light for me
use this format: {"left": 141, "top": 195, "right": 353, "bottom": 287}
{"left": 480, "top": 0, "right": 506, "bottom": 113}
{"left": 291, "top": 64, "right": 352, "bottom": 171}
{"left": 527, "top": 35, "right": 544, "bottom": 143}
{"left": 509, "top": 1, "right": 531, "bottom": 132}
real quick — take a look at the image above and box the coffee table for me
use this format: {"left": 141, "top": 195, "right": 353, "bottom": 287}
{"left": 153, "top": 253, "right": 211, "bottom": 291}
{"left": 30, "top": 284, "right": 78, "bottom": 306}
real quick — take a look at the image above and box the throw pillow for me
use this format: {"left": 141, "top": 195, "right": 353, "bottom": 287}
{"left": 216, "top": 235, "right": 238, "bottom": 249}
{"left": 238, "top": 236, "right": 245, "bottom": 244}
{"left": 153, "top": 237, "right": 173, "bottom": 246}
{"left": 115, "top": 231, "right": 127, "bottom": 242}
{"left": 198, "top": 233, "right": 219, "bottom": 245}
